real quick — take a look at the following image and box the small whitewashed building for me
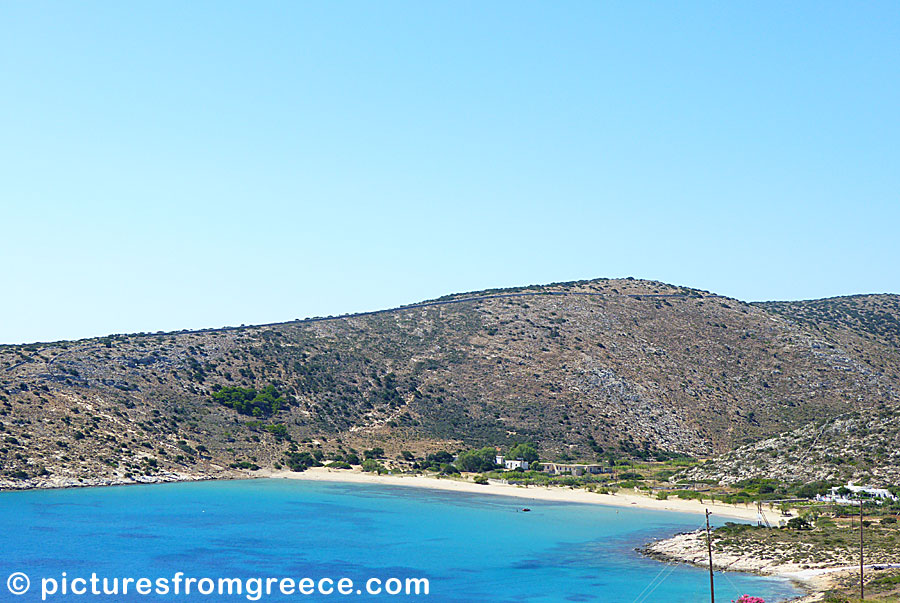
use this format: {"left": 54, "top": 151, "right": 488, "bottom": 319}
{"left": 816, "top": 482, "right": 898, "bottom": 505}
{"left": 542, "top": 463, "right": 605, "bottom": 476}
{"left": 504, "top": 459, "right": 529, "bottom": 471}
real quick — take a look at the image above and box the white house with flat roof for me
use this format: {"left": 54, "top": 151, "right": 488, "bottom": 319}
{"left": 496, "top": 456, "right": 529, "bottom": 470}
{"left": 816, "top": 482, "right": 898, "bottom": 504}
{"left": 542, "top": 462, "right": 606, "bottom": 476}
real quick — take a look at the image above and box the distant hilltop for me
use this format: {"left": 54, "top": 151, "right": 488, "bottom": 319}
{"left": 1, "top": 277, "right": 898, "bottom": 489}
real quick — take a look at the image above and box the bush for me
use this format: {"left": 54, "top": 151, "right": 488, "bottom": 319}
{"left": 473, "top": 475, "right": 489, "bottom": 485}
{"left": 716, "top": 522, "right": 755, "bottom": 535}
{"left": 212, "top": 385, "right": 288, "bottom": 417}
{"left": 364, "top": 447, "right": 385, "bottom": 460}
{"left": 229, "top": 461, "right": 261, "bottom": 471}
{"left": 344, "top": 453, "right": 361, "bottom": 465}
{"left": 284, "top": 451, "right": 320, "bottom": 472}
{"left": 265, "top": 424, "right": 290, "bottom": 440}
{"left": 673, "top": 490, "right": 703, "bottom": 501}
{"left": 425, "top": 451, "right": 454, "bottom": 465}
{"left": 362, "top": 459, "right": 384, "bottom": 473}
{"left": 786, "top": 516, "right": 812, "bottom": 530}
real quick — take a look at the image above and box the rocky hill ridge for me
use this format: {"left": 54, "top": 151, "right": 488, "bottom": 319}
{"left": 1, "top": 278, "right": 896, "bottom": 489}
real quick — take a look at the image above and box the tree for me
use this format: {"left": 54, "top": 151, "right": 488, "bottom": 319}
{"left": 345, "top": 453, "right": 361, "bottom": 465}
{"left": 455, "top": 447, "right": 497, "bottom": 472}
{"left": 507, "top": 443, "right": 539, "bottom": 463}
{"left": 425, "top": 451, "right": 454, "bottom": 465}
{"left": 212, "top": 385, "right": 289, "bottom": 417}
{"left": 786, "top": 516, "right": 812, "bottom": 530}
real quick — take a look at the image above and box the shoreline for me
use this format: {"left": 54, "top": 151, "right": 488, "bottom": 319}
{"left": 261, "top": 467, "right": 782, "bottom": 522}
{"left": 269, "top": 469, "right": 826, "bottom": 601}
{"left": 644, "top": 528, "right": 900, "bottom": 602}
{"left": 2, "top": 467, "right": 790, "bottom": 524}
{"left": 6, "top": 468, "right": 859, "bottom": 601}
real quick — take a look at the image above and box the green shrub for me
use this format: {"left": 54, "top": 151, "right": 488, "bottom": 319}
{"left": 362, "top": 459, "right": 383, "bottom": 473}
{"left": 364, "top": 447, "right": 385, "bottom": 460}
{"left": 229, "top": 461, "right": 260, "bottom": 471}
{"left": 507, "top": 443, "right": 539, "bottom": 463}
{"left": 265, "top": 424, "right": 290, "bottom": 440}
{"left": 212, "top": 385, "right": 288, "bottom": 418}
{"left": 425, "top": 451, "right": 454, "bottom": 465}
{"left": 787, "top": 516, "right": 812, "bottom": 530}
{"left": 344, "top": 453, "right": 361, "bottom": 465}
{"left": 284, "top": 451, "right": 319, "bottom": 472}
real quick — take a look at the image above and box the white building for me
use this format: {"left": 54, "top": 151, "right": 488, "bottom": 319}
{"left": 816, "top": 482, "right": 898, "bottom": 505}
{"left": 542, "top": 463, "right": 606, "bottom": 476}
{"left": 495, "top": 453, "right": 529, "bottom": 471}
{"left": 504, "top": 459, "right": 529, "bottom": 471}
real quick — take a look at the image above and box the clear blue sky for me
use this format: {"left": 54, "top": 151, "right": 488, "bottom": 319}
{"left": 2, "top": 2, "right": 898, "bottom": 344}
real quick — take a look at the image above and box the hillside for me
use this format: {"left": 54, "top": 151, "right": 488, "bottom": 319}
{"left": 0, "top": 279, "right": 897, "bottom": 489}
{"left": 682, "top": 294, "right": 900, "bottom": 485}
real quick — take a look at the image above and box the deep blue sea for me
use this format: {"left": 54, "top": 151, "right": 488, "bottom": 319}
{"left": 0, "top": 479, "right": 802, "bottom": 602}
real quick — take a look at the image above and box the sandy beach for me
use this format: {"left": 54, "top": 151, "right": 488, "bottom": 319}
{"left": 261, "top": 468, "right": 842, "bottom": 599}
{"left": 260, "top": 467, "right": 779, "bottom": 522}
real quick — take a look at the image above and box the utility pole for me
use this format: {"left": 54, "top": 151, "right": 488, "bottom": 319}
{"left": 706, "top": 508, "right": 715, "bottom": 603}
{"left": 860, "top": 499, "right": 865, "bottom": 600}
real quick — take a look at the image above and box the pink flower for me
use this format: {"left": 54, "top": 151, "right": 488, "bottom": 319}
{"left": 733, "top": 597, "right": 765, "bottom": 603}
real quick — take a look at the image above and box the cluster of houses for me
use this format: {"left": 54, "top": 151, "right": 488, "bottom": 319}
{"left": 815, "top": 482, "right": 899, "bottom": 505}
{"left": 493, "top": 455, "right": 609, "bottom": 476}
{"left": 540, "top": 462, "right": 607, "bottom": 476}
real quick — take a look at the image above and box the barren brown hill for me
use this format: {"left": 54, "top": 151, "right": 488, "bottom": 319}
{"left": 682, "top": 294, "right": 900, "bottom": 486}
{"left": 0, "top": 279, "right": 897, "bottom": 489}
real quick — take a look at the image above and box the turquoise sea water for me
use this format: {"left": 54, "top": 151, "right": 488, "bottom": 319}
{"left": 0, "top": 479, "right": 802, "bottom": 602}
